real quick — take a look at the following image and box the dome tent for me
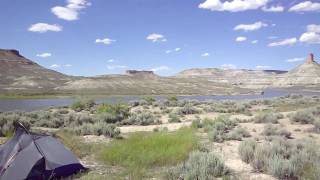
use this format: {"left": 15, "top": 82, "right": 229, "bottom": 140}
{"left": 0, "top": 122, "right": 85, "bottom": 179}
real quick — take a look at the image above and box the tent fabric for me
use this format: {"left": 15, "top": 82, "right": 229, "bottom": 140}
{"left": 0, "top": 125, "right": 85, "bottom": 180}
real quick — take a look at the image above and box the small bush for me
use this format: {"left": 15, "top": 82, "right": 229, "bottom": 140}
{"left": 73, "top": 122, "right": 120, "bottom": 138}
{"left": 313, "top": 119, "right": 320, "bottom": 133}
{"left": 238, "top": 139, "right": 257, "bottom": 163}
{"left": 290, "top": 110, "right": 315, "bottom": 124}
{"left": 207, "top": 116, "right": 238, "bottom": 143}
{"left": 191, "top": 117, "right": 202, "bottom": 129}
{"left": 177, "top": 103, "right": 200, "bottom": 115}
{"left": 168, "top": 113, "right": 181, "bottom": 123}
{"left": 227, "top": 127, "right": 251, "bottom": 141}
{"left": 71, "top": 98, "right": 95, "bottom": 112}
{"left": 125, "top": 111, "right": 161, "bottom": 125}
{"left": 253, "top": 113, "right": 283, "bottom": 124}
{"left": 142, "top": 96, "right": 156, "bottom": 105}
{"left": 165, "top": 151, "right": 229, "bottom": 179}
{"left": 239, "top": 138, "right": 320, "bottom": 179}
{"left": 261, "top": 124, "right": 291, "bottom": 139}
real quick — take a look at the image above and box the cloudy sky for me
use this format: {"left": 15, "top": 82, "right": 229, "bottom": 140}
{"left": 0, "top": 0, "right": 319, "bottom": 76}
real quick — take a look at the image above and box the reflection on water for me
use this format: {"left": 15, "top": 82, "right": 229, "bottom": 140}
{"left": 0, "top": 89, "right": 319, "bottom": 112}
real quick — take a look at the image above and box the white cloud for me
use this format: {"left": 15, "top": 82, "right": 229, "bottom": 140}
{"left": 64, "top": 64, "right": 72, "bottom": 67}
{"left": 268, "top": 38, "right": 297, "bottom": 47}
{"left": 95, "top": 38, "right": 116, "bottom": 45}
{"left": 286, "top": 57, "right": 304, "bottom": 63}
{"left": 107, "top": 65, "right": 127, "bottom": 70}
{"left": 166, "top": 48, "right": 181, "bottom": 54}
{"left": 108, "top": 59, "right": 115, "bottom": 63}
{"left": 51, "top": 0, "right": 91, "bottom": 21}
{"left": 146, "top": 33, "right": 167, "bottom": 42}
{"left": 251, "top": 40, "right": 258, "bottom": 44}
{"left": 234, "top": 21, "right": 267, "bottom": 31}
{"left": 198, "top": 0, "right": 269, "bottom": 12}
{"left": 50, "top": 64, "right": 60, "bottom": 68}
{"left": 151, "top": 66, "right": 170, "bottom": 72}
{"left": 201, "top": 53, "right": 210, "bottom": 57}
{"left": 299, "top": 24, "right": 320, "bottom": 44}
{"left": 262, "top": 5, "right": 284, "bottom": 12}
{"left": 307, "top": 24, "right": 320, "bottom": 33}
{"left": 28, "top": 23, "right": 62, "bottom": 33}
{"left": 236, "top": 36, "right": 247, "bottom": 42}
{"left": 268, "top": 36, "right": 278, "bottom": 39}
{"left": 36, "top": 53, "right": 52, "bottom": 58}
{"left": 256, "top": 65, "right": 271, "bottom": 69}
{"left": 299, "top": 32, "right": 320, "bottom": 44}
{"left": 221, "top": 64, "right": 237, "bottom": 69}
{"left": 289, "top": 1, "right": 320, "bottom": 12}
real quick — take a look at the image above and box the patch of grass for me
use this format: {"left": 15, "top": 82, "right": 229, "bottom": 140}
{"left": 100, "top": 128, "right": 198, "bottom": 178}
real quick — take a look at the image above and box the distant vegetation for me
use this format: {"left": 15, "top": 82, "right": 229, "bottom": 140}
{"left": 1, "top": 95, "right": 320, "bottom": 179}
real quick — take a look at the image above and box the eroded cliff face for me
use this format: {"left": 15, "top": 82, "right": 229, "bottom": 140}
{"left": 175, "top": 54, "right": 320, "bottom": 89}
{"left": 274, "top": 54, "right": 320, "bottom": 87}
{"left": 0, "top": 49, "right": 71, "bottom": 93}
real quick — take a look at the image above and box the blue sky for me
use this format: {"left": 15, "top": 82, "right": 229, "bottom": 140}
{"left": 0, "top": 0, "right": 319, "bottom": 76}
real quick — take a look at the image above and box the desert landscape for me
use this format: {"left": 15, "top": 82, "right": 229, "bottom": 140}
{"left": 1, "top": 0, "right": 320, "bottom": 179}
{"left": 1, "top": 95, "right": 320, "bottom": 179}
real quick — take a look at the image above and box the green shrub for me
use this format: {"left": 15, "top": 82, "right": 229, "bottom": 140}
{"left": 177, "top": 103, "right": 199, "bottom": 115}
{"left": 313, "top": 119, "right": 320, "bottom": 133}
{"left": 142, "top": 96, "right": 156, "bottom": 105}
{"left": 125, "top": 111, "right": 161, "bottom": 125}
{"left": 168, "top": 113, "right": 181, "bottom": 123}
{"left": 290, "top": 110, "right": 315, "bottom": 124}
{"left": 253, "top": 113, "right": 283, "bottom": 124}
{"left": 207, "top": 116, "right": 238, "bottom": 143}
{"left": 208, "top": 129, "right": 225, "bottom": 143}
{"left": 262, "top": 124, "right": 291, "bottom": 138}
{"left": 239, "top": 138, "right": 320, "bottom": 179}
{"left": 165, "top": 151, "right": 229, "bottom": 179}
{"left": 73, "top": 122, "right": 120, "bottom": 138}
{"left": 71, "top": 98, "right": 95, "bottom": 112}
{"left": 191, "top": 117, "right": 202, "bottom": 129}
{"left": 227, "top": 127, "right": 251, "bottom": 141}
{"left": 238, "top": 139, "right": 257, "bottom": 163}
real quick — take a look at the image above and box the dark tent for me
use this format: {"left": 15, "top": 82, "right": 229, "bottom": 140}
{"left": 0, "top": 123, "right": 85, "bottom": 180}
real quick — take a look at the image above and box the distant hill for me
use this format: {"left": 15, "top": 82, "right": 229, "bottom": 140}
{"left": 0, "top": 49, "right": 71, "bottom": 94}
{"left": 0, "top": 49, "right": 319, "bottom": 95}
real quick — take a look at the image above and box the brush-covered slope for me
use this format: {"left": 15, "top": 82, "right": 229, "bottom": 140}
{"left": 0, "top": 49, "right": 71, "bottom": 93}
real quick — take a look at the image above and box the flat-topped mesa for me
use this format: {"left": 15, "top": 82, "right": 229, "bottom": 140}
{"left": 0, "top": 49, "right": 34, "bottom": 64}
{"left": 125, "top": 70, "right": 155, "bottom": 76}
{"left": 306, "top": 53, "right": 315, "bottom": 64}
